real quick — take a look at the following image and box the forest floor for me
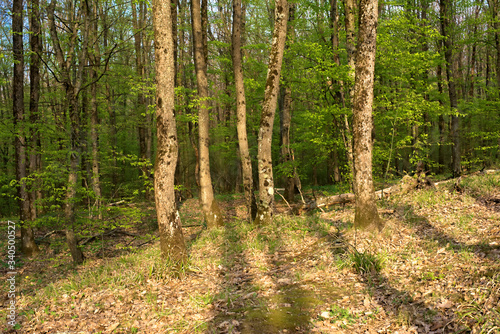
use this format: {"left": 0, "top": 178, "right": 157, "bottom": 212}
{"left": 1, "top": 173, "right": 500, "bottom": 333}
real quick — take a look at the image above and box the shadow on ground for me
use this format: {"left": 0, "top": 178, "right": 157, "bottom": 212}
{"left": 206, "top": 220, "right": 338, "bottom": 333}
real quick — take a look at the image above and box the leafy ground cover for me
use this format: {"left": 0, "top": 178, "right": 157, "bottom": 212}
{"left": 1, "top": 173, "right": 499, "bottom": 333}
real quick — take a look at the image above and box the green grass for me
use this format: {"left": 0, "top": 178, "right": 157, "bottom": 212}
{"left": 458, "top": 174, "right": 500, "bottom": 198}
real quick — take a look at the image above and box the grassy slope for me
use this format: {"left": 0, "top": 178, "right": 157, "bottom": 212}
{"left": 1, "top": 173, "right": 499, "bottom": 333}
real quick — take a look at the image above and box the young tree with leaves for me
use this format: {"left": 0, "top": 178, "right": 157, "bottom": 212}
{"left": 47, "top": 0, "right": 89, "bottom": 264}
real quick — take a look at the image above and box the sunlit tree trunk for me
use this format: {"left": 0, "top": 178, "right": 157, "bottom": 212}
{"left": 254, "top": 0, "right": 289, "bottom": 225}
{"left": 352, "top": 0, "right": 384, "bottom": 231}
{"left": 232, "top": 0, "right": 256, "bottom": 221}
{"left": 192, "top": 0, "right": 223, "bottom": 228}
{"left": 440, "top": 0, "right": 461, "bottom": 176}
{"left": 153, "top": 0, "right": 187, "bottom": 262}
{"left": 14, "top": 0, "right": 39, "bottom": 256}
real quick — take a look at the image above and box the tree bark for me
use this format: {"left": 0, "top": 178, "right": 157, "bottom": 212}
{"left": 344, "top": 0, "right": 356, "bottom": 78}
{"left": 153, "top": 0, "right": 187, "bottom": 262}
{"left": 254, "top": 0, "right": 289, "bottom": 225}
{"left": 339, "top": 0, "right": 355, "bottom": 188}
{"left": 488, "top": 0, "right": 500, "bottom": 96}
{"left": 440, "top": 0, "right": 461, "bottom": 176}
{"left": 29, "top": 0, "right": 42, "bottom": 222}
{"left": 132, "top": 1, "right": 153, "bottom": 200}
{"left": 232, "top": 0, "right": 256, "bottom": 221}
{"left": 90, "top": 0, "right": 102, "bottom": 219}
{"left": 14, "top": 0, "right": 39, "bottom": 256}
{"left": 352, "top": 0, "right": 384, "bottom": 231}
{"left": 279, "top": 3, "right": 298, "bottom": 203}
{"left": 191, "top": 0, "right": 223, "bottom": 228}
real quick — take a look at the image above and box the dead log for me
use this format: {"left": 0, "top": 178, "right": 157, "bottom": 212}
{"left": 289, "top": 170, "right": 499, "bottom": 215}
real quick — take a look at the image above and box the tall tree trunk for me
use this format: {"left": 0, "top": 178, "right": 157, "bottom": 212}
{"left": 14, "top": 0, "right": 39, "bottom": 256}
{"left": 232, "top": 0, "right": 256, "bottom": 221}
{"left": 191, "top": 0, "right": 223, "bottom": 228}
{"left": 352, "top": 0, "right": 383, "bottom": 231}
{"left": 440, "top": 0, "right": 461, "bottom": 176}
{"left": 340, "top": 0, "right": 355, "bottom": 188}
{"left": 132, "top": 1, "right": 152, "bottom": 199}
{"left": 29, "top": 0, "right": 42, "bottom": 222}
{"left": 331, "top": 0, "right": 353, "bottom": 186}
{"left": 90, "top": 0, "right": 102, "bottom": 219}
{"left": 488, "top": 0, "right": 500, "bottom": 96}
{"left": 487, "top": 0, "right": 500, "bottom": 154}
{"left": 279, "top": 3, "right": 298, "bottom": 203}
{"left": 152, "top": 0, "right": 186, "bottom": 262}
{"left": 254, "top": 0, "right": 289, "bottom": 225}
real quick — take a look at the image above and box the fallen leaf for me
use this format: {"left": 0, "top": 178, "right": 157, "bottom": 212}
{"left": 437, "top": 299, "right": 453, "bottom": 309}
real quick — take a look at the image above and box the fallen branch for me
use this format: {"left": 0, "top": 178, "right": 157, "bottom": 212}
{"left": 291, "top": 170, "right": 500, "bottom": 215}
{"left": 79, "top": 228, "right": 138, "bottom": 245}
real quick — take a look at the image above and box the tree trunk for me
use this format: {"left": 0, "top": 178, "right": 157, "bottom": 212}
{"left": 440, "top": 0, "right": 461, "bottom": 176}
{"left": 90, "top": 0, "right": 102, "bottom": 219}
{"left": 254, "top": 0, "right": 289, "bottom": 225}
{"left": 344, "top": 0, "right": 356, "bottom": 79}
{"left": 29, "top": 0, "right": 43, "bottom": 222}
{"left": 152, "top": 0, "right": 187, "bottom": 262}
{"left": 279, "top": 3, "right": 297, "bottom": 203}
{"left": 338, "top": 0, "right": 355, "bottom": 188}
{"left": 132, "top": 1, "right": 152, "bottom": 200}
{"left": 488, "top": 0, "right": 500, "bottom": 96}
{"left": 352, "top": 0, "right": 384, "bottom": 231}
{"left": 14, "top": 0, "right": 39, "bottom": 256}
{"left": 232, "top": 0, "right": 256, "bottom": 221}
{"left": 191, "top": 0, "right": 223, "bottom": 228}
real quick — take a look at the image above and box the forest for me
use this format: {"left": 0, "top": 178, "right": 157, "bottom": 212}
{"left": 1, "top": 0, "right": 500, "bottom": 332}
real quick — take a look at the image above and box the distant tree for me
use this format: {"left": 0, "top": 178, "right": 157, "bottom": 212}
{"left": 254, "top": 0, "right": 289, "bottom": 225}
{"left": 47, "top": 0, "right": 89, "bottom": 264}
{"left": 153, "top": 0, "right": 187, "bottom": 262}
{"left": 352, "top": 0, "right": 384, "bottom": 231}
